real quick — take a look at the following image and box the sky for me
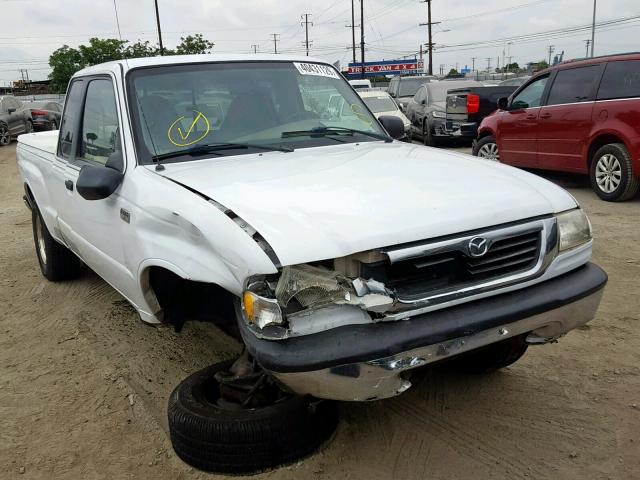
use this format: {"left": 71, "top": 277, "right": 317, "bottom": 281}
{"left": 1, "top": 0, "right": 639, "bottom": 86}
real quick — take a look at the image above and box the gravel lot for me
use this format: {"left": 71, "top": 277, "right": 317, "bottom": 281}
{"left": 1, "top": 141, "right": 639, "bottom": 479}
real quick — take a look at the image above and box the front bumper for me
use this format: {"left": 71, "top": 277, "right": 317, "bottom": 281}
{"left": 239, "top": 263, "right": 607, "bottom": 401}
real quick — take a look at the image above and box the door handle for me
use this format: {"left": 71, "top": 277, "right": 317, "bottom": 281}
{"left": 540, "top": 113, "right": 552, "bottom": 119}
{"left": 525, "top": 115, "right": 537, "bottom": 120}
{"left": 65, "top": 179, "right": 73, "bottom": 191}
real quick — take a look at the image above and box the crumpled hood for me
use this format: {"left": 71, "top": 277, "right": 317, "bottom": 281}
{"left": 160, "top": 142, "right": 576, "bottom": 266}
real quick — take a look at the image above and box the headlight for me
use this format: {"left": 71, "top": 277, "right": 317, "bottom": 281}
{"left": 432, "top": 110, "right": 446, "bottom": 118}
{"left": 557, "top": 209, "right": 592, "bottom": 251}
{"left": 242, "top": 290, "right": 283, "bottom": 329}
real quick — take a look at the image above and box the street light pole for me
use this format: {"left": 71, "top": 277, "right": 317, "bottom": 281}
{"left": 590, "top": 0, "right": 596, "bottom": 57}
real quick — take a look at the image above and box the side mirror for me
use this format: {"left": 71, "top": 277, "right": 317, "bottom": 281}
{"left": 7, "top": 108, "right": 16, "bottom": 114}
{"left": 378, "top": 115, "right": 405, "bottom": 140}
{"left": 497, "top": 97, "right": 509, "bottom": 110}
{"left": 76, "top": 164, "right": 124, "bottom": 201}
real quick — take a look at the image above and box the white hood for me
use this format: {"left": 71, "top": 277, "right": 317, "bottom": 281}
{"left": 160, "top": 142, "right": 576, "bottom": 266}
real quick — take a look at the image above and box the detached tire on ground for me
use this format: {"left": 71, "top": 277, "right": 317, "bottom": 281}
{"left": 450, "top": 335, "right": 528, "bottom": 374}
{"left": 589, "top": 143, "right": 640, "bottom": 202}
{"left": 32, "top": 206, "right": 82, "bottom": 281}
{"left": 168, "top": 360, "right": 339, "bottom": 474}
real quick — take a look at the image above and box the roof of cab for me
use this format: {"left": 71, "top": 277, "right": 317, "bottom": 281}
{"left": 73, "top": 53, "right": 332, "bottom": 78}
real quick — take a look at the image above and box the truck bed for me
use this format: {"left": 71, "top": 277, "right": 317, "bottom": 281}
{"left": 17, "top": 130, "right": 58, "bottom": 156}
{"left": 446, "top": 85, "right": 517, "bottom": 123}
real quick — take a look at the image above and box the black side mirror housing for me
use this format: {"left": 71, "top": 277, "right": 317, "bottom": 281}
{"left": 497, "top": 97, "right": 509, "bottom": 110}
{"left": 7, "top": 108, "right": 16, "bottom": 114}
{"left": 378, "top": 115, "right": 405, "bottom": 140}
{"left": 76, "top": 164, "right": 124, "bottom": 200}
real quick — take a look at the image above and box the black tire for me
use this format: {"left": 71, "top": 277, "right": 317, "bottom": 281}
{"left": 50, "top": 120, "right": 58, "bottom": 130}
{"left": 451, "top": 335, "right": 528, "bottom": 374}
{"left": 473, "top": 135, "right": 500, "bottom": 161}
{"left": 23, "top": 120, "right": 33, "bottom": 135}
{"left": 168, "top": 360, "right": 339, "bottom": 474}
{"left": 0, "top": 123, "right": 10, "bottom": 146}
{"left": 32, "top": 206, "right": 82, "bottom": 281}
{"left": 589, "top": 143, "right": 640, "bottom": 202}
{"left": 423, "top": 120, "right": 437, "bottom": 147}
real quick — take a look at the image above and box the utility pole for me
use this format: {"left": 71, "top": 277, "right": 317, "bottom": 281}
{"left": 348, "top": 0, "right": 357, "bottom": 64}
{"left": 360, "top": 0, "right": 365, "bottom": 79}
{"left": 486, "top": 57, "right": 491, "bottom": 70}
{"left": 419, "top": 44, "right": 423, "bottom": 61}
{"left": 547, "top": 45, "right": 555, "bottom": 66}
{"left": 471, "top": 57, "right": 476, "bottom": 72}
{"left": 584, "top": 39, "right": 591, "bottom": 57}
{"left": 153, "top": 0, "right": 164, "bottom": 55}
{"left": 418, "top": 0, "right": 436, "bottom": 76}
{"left": 251, "top": 44, "right": 259, "bottom": 54}
{"left": 301, "top": 14, "right": 313, "bottom": 56}
{"left": 590, "top": 0, "right": 596, "bottom": 57}
{"left": 439, "top": 63, "right": 445, "bottom": 76}
{"left": 271, "top": 34, "right": 280, "bottom": 54}
{"left": 496, "top": 56, "right": 500, "bottom": 72}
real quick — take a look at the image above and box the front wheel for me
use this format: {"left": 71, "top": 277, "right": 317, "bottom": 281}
{"left": 0, "top": 123, "right": 10, "bottom": 146}
{"left": 22, "top": 120, "right": 33, "bottom": 135}
{"left": 50, "top": 119, "right": 58, "bottom": 130}
{"left": 590, "top": 143, "right": 639, "bottom": 201}
{"left": 473, "top": 135, "right": 500, "bottom": 161}
{"left": 423, "top": 121, "right": 437, "bottom": 147}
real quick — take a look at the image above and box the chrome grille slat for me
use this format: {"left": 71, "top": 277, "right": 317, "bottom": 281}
{"left": 466, "top": 256, "right": 536, "bottom": 275}
{"left": 466, "top": 245, "right": 538, "bottom": 268}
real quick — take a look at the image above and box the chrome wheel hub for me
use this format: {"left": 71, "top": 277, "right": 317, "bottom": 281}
{"left": 595, "top": 154, "right": 622, "bottom": 193}
{"left": 35, "top": 216, "right": 47, "bottom": 265}
{"left": 478, "top": 142, "right": 500, "bottom": 161}
{"left": 0, "top": 125, "right": 9, "bottom": 145}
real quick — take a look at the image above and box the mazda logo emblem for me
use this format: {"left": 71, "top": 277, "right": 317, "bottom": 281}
{"left": 468, "top": 237, "right": 489, "bottom": 257}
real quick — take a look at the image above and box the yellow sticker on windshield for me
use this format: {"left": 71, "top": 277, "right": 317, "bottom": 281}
{"left": 350, "top": 103, "right": 373, "bottom": 127}
{"left": 167, "top": 111, "right": 211, "bottom": 147}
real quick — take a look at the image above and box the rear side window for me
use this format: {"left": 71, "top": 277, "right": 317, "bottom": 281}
{"left": 597, "top": 60, "right": 640, "bottom": 100}
{"left": 547, "top": 66, "right": 600, "bottom": 105}
{"left": 57, "top": 81, "right": 84, "bottom": 159}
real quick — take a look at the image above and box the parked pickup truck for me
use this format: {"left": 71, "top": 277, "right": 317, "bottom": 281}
{"left": 445, "top": 85, "right": 518, "bottom": 141}
{"left": 17, "top": 54, "right": 607, "bottom": 472}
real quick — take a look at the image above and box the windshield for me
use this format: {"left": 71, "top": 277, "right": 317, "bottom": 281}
{"left": 398, "top": 78, "right": 429, "bottom": 97}
{"left": 427, "top": 81, "right": 482, "bottom": 104}
{"left": 362, "top": 96, "right": 398, "bottom": 113}
{"left": 127, "top": 61, "right": 386, "bottom": 164}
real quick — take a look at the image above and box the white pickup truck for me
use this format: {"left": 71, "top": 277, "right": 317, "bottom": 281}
{"left": 17, "top": 54, "right": 607, "bottom": 472}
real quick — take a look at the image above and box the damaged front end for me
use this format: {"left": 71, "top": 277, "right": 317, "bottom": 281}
{"left": 242, "top": 253, "right": 397, "bottom": 340}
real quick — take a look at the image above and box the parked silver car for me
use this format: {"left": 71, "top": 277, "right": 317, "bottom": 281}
{"left": 0, "top": 96, "right": 33, "bottom": 146}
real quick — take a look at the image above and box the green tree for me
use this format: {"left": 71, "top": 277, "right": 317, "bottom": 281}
{"left": 175, "top": 34, "right": 215, "bottom": 55}
{"left": 123, "top": 40, "right": 160, "bottom": 58}
{"left": 448, "top": 68, "right": 459, "bottom": 76}
{"left": 534, "top": 60, "right": 549, "bottom": 71}
{"left": 48, "top": 45, "right": 85, "bottom": 93}
{"left": 78, "top": 38, "right": 127, "bottom": 65}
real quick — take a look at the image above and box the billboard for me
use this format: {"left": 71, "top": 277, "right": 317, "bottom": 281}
{"left": 347, "top": 59, "right": 424, "bottom": 77}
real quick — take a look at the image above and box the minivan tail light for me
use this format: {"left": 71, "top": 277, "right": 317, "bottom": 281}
{"left": 467, "top": 94, "right": 480, "bottom": 114}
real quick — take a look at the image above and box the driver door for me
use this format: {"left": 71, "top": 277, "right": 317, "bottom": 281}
{"left": 58, "top": 76, "right": 135, "bottom": 296}
{"left": 497, "top": 74, "right": 550, "bottom": 167}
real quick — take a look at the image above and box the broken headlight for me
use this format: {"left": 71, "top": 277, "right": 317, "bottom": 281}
{"left": 557, "top": 208, "right": 592, "bottom": 252}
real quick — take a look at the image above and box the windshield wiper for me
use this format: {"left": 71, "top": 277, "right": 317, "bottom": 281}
{"left": 152, "top": 142, "right": 294, "bottom": 163}
{"left": 281, "top": 126, "right": 392, "bottom": 143}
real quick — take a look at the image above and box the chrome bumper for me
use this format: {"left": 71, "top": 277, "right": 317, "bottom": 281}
{"left": 269, "top": 289, "right": 604, "bottom": 401}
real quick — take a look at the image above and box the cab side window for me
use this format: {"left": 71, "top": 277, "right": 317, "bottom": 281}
{"left": 58, "top": 81, "right": 84, "bottom": 159}
{"left": 414, "top": 87, "right": 425, "bottom": 104}
{"left": 597, "top": 60, "right": 640, "bottom": 100}
{"left": 547, "top": 66, "right": 600, "bottom": 105}
{"left": 511, "top": 75, "right": 549, "bottom": 109}
{"left": 79, "top": 79, "right": 121, "bottom": 166}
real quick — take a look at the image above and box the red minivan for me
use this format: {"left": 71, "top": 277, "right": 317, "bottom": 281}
{"left": 474, "top": 53, "right": 640, "bottom": 201}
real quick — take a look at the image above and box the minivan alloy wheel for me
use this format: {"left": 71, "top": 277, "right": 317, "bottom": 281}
{"left": 595, "top": 154, "right": 622, "bottom": 193}
{"left": 478, "top": 142, "right": 500, "bottom": 161}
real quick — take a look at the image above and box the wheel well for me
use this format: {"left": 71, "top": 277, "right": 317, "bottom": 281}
{"left": 587, "top": 134, "right": 626, "bottom": 168}
{"left": 147, "top": 266, "right": 238, "bottom": 336}
{"left": 23, "top": 183, "right": 36, "bottom": 209}
{"left": 477, "top": 129, "right": 494, "bottom": 140}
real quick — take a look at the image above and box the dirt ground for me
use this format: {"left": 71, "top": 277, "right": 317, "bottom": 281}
{"left": 1, "top": 142, "right": 639, "bottom": 480}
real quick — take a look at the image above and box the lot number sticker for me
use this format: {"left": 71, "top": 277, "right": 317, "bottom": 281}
{"left": 294, "top": 62, "right": 340, "bottom": 79}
